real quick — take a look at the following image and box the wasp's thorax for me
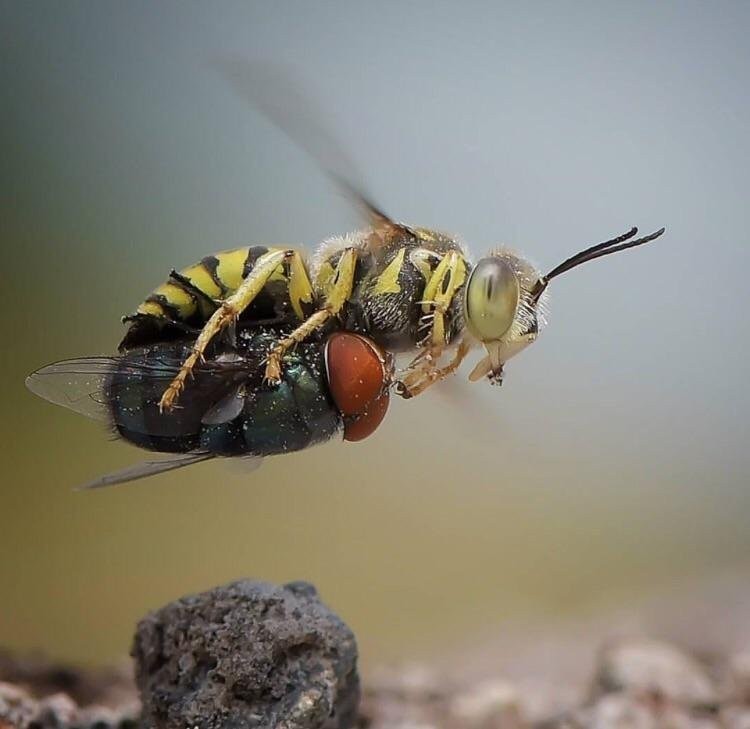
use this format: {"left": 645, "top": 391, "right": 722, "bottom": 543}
{"left": 464, "top": 250, "right": 548, "bottom": 384}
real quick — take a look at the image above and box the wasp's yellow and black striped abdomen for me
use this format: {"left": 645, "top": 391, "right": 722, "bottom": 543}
{"left": 120, "top": 246, "right": 315, "bottom": 350}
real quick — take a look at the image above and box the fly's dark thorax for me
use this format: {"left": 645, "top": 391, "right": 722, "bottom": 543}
{"left": 344, "top": 230, "right": 469, "bottom": 351}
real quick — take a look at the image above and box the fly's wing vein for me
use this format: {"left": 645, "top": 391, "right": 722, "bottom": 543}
{"left": 26, "top": 354, "right": 249, "bottom": 422}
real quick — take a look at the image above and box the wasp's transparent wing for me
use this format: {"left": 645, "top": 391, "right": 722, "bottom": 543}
{"left": 215, "top": 56, "right": 410, "bottom": 237}
{"left": 77, "top": 452, "right": 218, "bottom": 490}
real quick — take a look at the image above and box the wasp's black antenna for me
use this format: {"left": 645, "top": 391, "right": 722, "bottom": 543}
{"left": 531, "top": 226, "right": 666, "bottom": 301}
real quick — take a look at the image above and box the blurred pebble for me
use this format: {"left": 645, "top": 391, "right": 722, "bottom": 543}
{"left": 0, "top": 681, "right": 138, "bottom": 729}
{"left": 581, "top": 692, "right": 726, "bottom": 729}
{"left": 729, "top": 652, "right": 750, "bottom": 703}
{"left": 594, "top": 640, "right": 718, "bottom": 707}
{"left": 451, "top": 679, "right": 524, "bottom": 729}
{"left": 35, "top": 692, "right": 78, "bottom": 726}
{"left": 581, "top": 693, "right": 659, "bottom": 729}
{"left": 722, "top": 707, "right": 750, "bottom": 729}
{"left": 0, "top": 682, "right": 36, "bottom": 728}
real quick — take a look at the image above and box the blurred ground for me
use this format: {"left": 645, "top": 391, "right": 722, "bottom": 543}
{"left": 3, "top": 571, "right": 750, "bottom": 728}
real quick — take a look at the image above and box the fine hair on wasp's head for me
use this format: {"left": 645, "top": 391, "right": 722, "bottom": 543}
{"left": 465, "top": 226, "right": 666, "bottom": 384}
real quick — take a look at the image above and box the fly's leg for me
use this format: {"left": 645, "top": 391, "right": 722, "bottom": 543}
{"left": 265, "top": 247, "right": 357, "bottom": 382}
{"left": 159, "top": 248, "right": 291, "bottom": 412}
{"left": 396, "top": 338, "right": 472, "bottom": 399}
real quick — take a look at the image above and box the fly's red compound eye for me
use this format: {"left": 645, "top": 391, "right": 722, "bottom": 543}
{"left": 324, "top": 332, "right": 391, "bottom": 441}
{"left": 340, "top": 392, "right": 389, "bottom": 442}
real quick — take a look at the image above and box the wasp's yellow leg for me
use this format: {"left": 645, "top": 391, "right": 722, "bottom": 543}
{"left": 420, "top": 251, "right": 468, "bottom": 347}
{"left": 159, "top": 249, "right": 291, "bottom": 412}
{"left": 397, "top": 338, "right": 472, "bottom": 399}
{"left": 265, "top": 248, "right": 357, "bottom": 382}
{"left": 286, "top": 251, "right": 315, "bottom": 321}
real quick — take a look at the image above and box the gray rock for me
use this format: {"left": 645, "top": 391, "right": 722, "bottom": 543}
{"left": 132, "top": 580, "right": 359, "bottom": 729}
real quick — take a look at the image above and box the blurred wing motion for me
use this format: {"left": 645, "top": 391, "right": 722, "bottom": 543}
{"left": 215, "top": 56, "right": 411, "bottom": 239}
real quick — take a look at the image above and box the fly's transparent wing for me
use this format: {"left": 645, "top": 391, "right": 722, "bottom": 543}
{"left": 77, "top": 452, "right": 216, "bottom": 490}
{"left": 26, "top": 357, "right": 123, "bottom": 421}
{"left": 27, "top": 352, "right": 267, "bottom": 490}
{"left": 79, "top": 453, "right": 265, "bottom": 490}
{"left": 26, "top": 353, "right": 250, "bottom": 422}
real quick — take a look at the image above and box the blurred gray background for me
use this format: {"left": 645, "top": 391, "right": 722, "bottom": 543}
{"left": 1, "top": 1, "right": 749, "bottom": 667}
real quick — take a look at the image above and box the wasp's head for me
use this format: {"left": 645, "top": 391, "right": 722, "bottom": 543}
{"left": 463, "top": 250, "right": 547, "bottom": 385}
{"left": 464, "top": 226, "right": 665, "bottom": 385}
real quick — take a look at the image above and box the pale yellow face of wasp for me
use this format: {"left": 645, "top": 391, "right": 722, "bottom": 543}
{"left": 463, "top": 251, "right": 548, "bottom": 384}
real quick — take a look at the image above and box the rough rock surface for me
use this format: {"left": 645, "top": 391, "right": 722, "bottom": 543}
{"left": 132, "top": 579, "right": 359, "bottom": 729}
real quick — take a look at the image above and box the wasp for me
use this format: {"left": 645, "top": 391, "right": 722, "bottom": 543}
{"left": 27, "top": 325, "right": 392, "bottom": 488}
{"left": 125, "top": 59, "right": 665, "bottom": 411}
{"left": 131, "top": 213, "right": 664, "bottom": 414}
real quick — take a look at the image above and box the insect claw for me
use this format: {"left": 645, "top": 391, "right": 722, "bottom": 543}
{"left": 488, "top": 367, "right": 504, "bottom": 386}
{"left": 264, "top": 354, "right": 283, "bottom": 384}
{"left": 394, "top": 380, "right": 414, "bottom": 399}
{"left": 158, "top": 392, "right": 172, "bottom": 414}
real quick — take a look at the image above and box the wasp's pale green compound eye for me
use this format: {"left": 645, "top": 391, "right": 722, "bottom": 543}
{"left": 464, "top": 257, "right": 520, "bottom": 342}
